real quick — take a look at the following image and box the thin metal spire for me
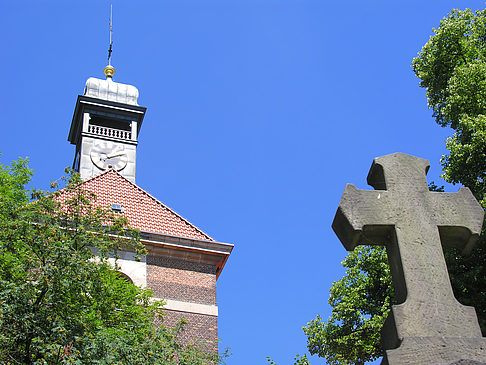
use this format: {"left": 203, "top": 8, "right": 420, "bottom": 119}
{"left": 103, "top": 4, "right": 116, "bottom": 79}
{"left": 108, "top": 4, "right": 113, "bottom": 65}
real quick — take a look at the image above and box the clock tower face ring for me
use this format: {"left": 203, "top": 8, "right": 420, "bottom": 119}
{"left": 90, "top": 142, "right": 128, "bottom": 171}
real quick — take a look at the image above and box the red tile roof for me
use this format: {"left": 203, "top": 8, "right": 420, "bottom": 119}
{"left": 58, "top": 169, "right": 213, "bottom": 241}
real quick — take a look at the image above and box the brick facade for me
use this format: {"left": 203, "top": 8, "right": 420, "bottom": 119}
{"left": 147, "top": 255, "right": 217, "bottom": 305}
{"left": 147, "top": 254, "right": 219, "bottom": 349}
{"left": 163, "top": 310, "right": 218, "bottom": 352}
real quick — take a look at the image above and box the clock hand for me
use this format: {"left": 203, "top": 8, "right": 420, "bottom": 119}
{"left": 106, "top": 151, "right": 125, "bottom": 159}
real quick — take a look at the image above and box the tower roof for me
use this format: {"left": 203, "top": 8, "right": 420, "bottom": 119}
{"left": 57, "top": 169, "right": 214, "bottom": 241}
{"left": 84, "top": 76, "right": 139, "bottom": 106}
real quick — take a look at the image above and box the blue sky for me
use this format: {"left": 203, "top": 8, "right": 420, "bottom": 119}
{"left": 1, "top": 1, "right": 485, "bottom": 364}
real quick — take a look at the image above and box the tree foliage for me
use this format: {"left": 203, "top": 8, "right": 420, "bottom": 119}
{"left": 303, "top": 247, "right": 393, "bottom": 365}
{"left": 303, "top": 8, "right": 486, "bottom": 364}
{"left": 412, "top": 8, "right": 486, "bottom": 205}
{"left": 0, "top": 158, "right": 222, "bottom": 364}
{"left": 412, "top": 7, "right": 486, "bottom": 334}
{"left": 266, "top": 354, "right": 310, "bottom": 365}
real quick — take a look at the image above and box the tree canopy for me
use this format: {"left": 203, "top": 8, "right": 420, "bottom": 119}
{"left": 303, "top": 247, "right": 393, "bottom": 365}
{"left": 412, "top": 8, "right": 486, "bottom": 206}
{"left": 0, "top": 158, "right": 222, "bottom": 364}
{"left": 302, "top": 8, "right": 486, "bottom": 364}
{"left": 412, "top": 6, "right": 486, "bottom": 334}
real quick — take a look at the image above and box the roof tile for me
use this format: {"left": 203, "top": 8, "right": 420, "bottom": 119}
{"left": 57, "top": 169, "right": 213, "bottom": 241}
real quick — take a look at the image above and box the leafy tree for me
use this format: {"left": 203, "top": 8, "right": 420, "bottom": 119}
{"left": 412, "top": 7, "right": 486, "bottom": 334}
{"left": 303, "top": 247, "right": 393, "bottom": 365}
{"left": 0, "top": 158, "right": 223, "bottom": 364}
{"left": 303, "top": 8, "right": 486, "bottom": 364}
{"left": 266, "top": 354, "right": 310, "bottom": 365}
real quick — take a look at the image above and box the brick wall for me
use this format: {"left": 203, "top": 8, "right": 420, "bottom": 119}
{"left": 147, "top": 254, "right": 218, "bottom": 350}
{"left": 163, "top": 310, "right": 218, "bottom": 352}
{"left": 147, "top": 255, "right": 216, "bottom": 305}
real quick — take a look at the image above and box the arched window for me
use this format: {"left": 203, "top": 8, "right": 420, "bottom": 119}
{"left": 116, "top": 271, "right": 133, "bottom": 284}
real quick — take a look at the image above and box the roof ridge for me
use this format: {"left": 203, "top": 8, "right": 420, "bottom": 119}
{"left": 78, "top": 169, "right": 214, "bottom": 241}
{"left": 78, "top": 168, "right": 114, "bottom": 184}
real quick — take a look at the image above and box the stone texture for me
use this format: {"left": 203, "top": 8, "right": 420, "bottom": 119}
{"left": 382, "top": 337, "right": 486, "bottom": 365}
{"left": 332, "top": 153, "right": 486, "bottom": 364}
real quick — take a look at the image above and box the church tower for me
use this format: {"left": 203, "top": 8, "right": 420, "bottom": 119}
{"left": 68, "top": 65, "right": 146, "bottom": 183}
{"left": 65, "top": 64, "right": 233, "bottom": 351}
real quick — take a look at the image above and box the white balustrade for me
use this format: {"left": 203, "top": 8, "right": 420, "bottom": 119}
{"left": 88, "top": 124, "right": 132, "bottom": 140}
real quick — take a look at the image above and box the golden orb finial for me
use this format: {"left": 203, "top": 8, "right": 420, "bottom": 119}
{"left": 103, "top": 65, "right": 116, "bottom": 79}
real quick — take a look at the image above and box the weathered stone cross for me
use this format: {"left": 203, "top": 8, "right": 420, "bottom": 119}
{"left": 332, "top": 153, "right": 486, "bottom": 364}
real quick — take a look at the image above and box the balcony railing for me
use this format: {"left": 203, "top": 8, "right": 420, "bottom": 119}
{"left": 88, "top": 124, "right": 132, "bottom": 140}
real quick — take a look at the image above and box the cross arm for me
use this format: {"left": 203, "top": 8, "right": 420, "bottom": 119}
{"left": 432, "top": 187, "right": 484, "bottom": 255}
{"left": 332, "top": 184, "right": 393, "bottom": 251}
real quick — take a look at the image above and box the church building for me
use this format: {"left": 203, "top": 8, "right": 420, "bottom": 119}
{"left": 66, "top": 64, "right": 233, "bottom": 351}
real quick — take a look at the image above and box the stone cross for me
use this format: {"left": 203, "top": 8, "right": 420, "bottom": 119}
{"left": 332, "top": 153, "right": 486, "bottom": 364}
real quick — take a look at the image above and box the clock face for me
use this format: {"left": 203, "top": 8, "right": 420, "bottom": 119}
{"left": 90, "top": 142, "right": 128, "bottom": 171}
